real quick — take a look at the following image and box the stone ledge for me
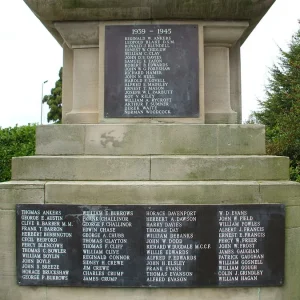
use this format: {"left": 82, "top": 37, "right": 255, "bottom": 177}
{"left": 259, "top": 181, "right": 300, "bottom": 205}
{"left": 24, "top": 0, "right": 276, "bottom": 45}
{"left": 45, "top": 286, "right": 259, "bottom": 300}
{"left": 12, "top": 156, "right": 150, "bottom": 181}
{"left": 24, "top": 0, "right": 274, "bottom": 21}
{"left": 0, "top": 181, "right": 45, "bottom": 210}
{"left": 44, "top": 180, "right": 261, "bottom": 205}
{"left": 11, "top": 155, "right": 288, "bottom": 181}
{"left": 150, "top": 155, "right": 289, "bottom": 181}
{"left": 2, "top": 180, "right": 298, "bottom": 206}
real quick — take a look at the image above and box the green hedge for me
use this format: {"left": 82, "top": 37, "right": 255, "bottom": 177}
{"left": 0, "top": 124, "right": 36, "bottom": 182}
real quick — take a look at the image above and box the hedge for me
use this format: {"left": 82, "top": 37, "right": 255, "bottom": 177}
{"left": 0, "top": 124, "right": 36, "bottom": 182}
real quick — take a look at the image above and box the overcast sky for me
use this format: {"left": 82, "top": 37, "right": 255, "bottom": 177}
{"left": 0, "top": 0, "right": 299, "bottom": 128}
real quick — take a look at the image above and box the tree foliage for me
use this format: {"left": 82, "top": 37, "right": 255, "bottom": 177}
{"left": 43, "top": 67, "right": 62, "bottom": 123}
{"left": 253, "top": 26, "right": 300, "bottom": 182}
{"left": 0, "top": 124, "right": 36, "bottom": 182}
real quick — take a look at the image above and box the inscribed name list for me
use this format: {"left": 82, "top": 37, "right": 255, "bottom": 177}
{"left": 16, "top": 204, "right": 285, "bottom": 287}
{"left": 104, "top": 25, "right": 199, "bottom": 118}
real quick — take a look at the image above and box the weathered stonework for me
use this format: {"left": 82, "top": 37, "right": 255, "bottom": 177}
{"left": 24, "top": 0, "right": 276, "bottom": 45}
{"left": 23, "top": 0, "right": 276, "bottom": 124}
{"left": 2, "top": 1, "right": 299, "bottom": 299}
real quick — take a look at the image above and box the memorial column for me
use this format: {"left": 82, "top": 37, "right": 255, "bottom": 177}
{"left": 204, "top": 46, "right": 237, "bottom": 124}
{"left": 61, "top": 44, "right": 73, "bottom": 123}
{"left": 230, "top": 42, "right": 242, "bottom": 124}
{"left": 203, "top": 23, "right": 248, "bottom": 124}
{"left": 66, "top": 48, "right": 99, "bottom": 124}
{"left": 54, "top": 22, "right": 100, "bottom": 124}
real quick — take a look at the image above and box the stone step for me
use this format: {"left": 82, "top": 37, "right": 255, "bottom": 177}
{"left": 42, "top": 181, "right": 267, "bottom": 205}
{"left": 44, "top": 181, "right": 300, "bottom": 213}
{"left": 1, "top": 180, "right": 299, "bottom": 213}
{"left": 12, "top": 155, "right": 289, "bottom": 181}
{"left": 12, "top": 156, "right": 150, "bottom": 181}
{"left": 151, "top": 155, "right": 289, "bottom": 181}
{"left": 36, "top": 124, "right": 266, "bottom": 156}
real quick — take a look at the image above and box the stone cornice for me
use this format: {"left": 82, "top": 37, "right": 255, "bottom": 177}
{"left": 24, "top": 0, "right": 276, "bottom": 46}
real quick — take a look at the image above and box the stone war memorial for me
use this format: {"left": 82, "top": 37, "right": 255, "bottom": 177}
{"left": 1, "top": 0, "right": 300, "bottom": 299}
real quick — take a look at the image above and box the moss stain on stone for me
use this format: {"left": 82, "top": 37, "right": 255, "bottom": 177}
{"left": 186, "top": 172, "right": 200, "bottom": 180}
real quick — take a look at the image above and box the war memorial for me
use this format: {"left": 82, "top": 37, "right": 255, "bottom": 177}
{"left": 1, "top": 0, "right": 300, "bottom": 299}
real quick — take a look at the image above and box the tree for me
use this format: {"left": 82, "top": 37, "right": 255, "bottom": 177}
{"left": 43, "top": 67, "right": 62, "bottom": 123}
{"left": 252, "top": 25, "right": 300, "bottom": 182}
{"left": 0, "top": 124, "right": 36, "bottom": 182}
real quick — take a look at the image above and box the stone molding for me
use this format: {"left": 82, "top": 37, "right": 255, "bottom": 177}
{"left": 54, "top": 21, "right": 248, "bottom": 49}
{"left": 24, "top": 0, "right": 275, "bottom": 45}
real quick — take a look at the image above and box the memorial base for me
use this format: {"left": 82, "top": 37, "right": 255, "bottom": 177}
{"left": 205, "top": 112, "right": 238, "bottom": 124}
{"left": 0, "top": 124, "right": 300, "bottom": 300}
{"left": 65, "top": 111, "right": 99, "bottom": 124}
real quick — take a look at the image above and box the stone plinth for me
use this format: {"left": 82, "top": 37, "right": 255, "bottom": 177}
{"left": 1, "top": 161, "right": 300, "bottom": 300}
{"left": 35, "top": 124, "right": 266, "bottom": 155}
{"left": 1, "top": 124, "right": 300, "bottom": 299}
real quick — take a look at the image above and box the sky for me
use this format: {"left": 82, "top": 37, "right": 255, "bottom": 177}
{"left": 0, "top": 0, "right": 299, "bottom": 128}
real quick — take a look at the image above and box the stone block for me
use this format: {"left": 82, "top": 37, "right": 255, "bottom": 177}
{"left": 259, "top": 181, "right": 300, "bottom": 205}
{"left": 151, "top": 156, "right": 289, "bottom": 181}
{"left": 36, "top": 125, "right": 84, "bottom": 155}
{"left": 85, "top": 124, "right": 153, "bottom": 155}
{"left": 286, "top": 205, "right": 300, "bottom": 229}
{"left": 283, "top": 228, "right": 300, "bottom": 300}
{"left": 54, "top": 22, "right": 99, "bottom": 48}
{"left": 85, "top": 124, "right": 220, "bottom": 155}
{"left": 45, "top": 181, "right": 260, "bottom": 205}
{"left": 35, "top": 124, "right": 266, "bottom": 155}
{"left": 152, "top": 124, "right": 218, "bottom": 155}
{"left": 0, "top": 211, "right": 16, "bottom": 276}
{"left": 12, "top": 156, "right": 150, "bottom": 181}
{"left": 217, "top": 125, "right": 265, "bottom": 155}
{"left": 259, "top": 287, "right": 284, "bottom": 300}
{"left": 46, "top": 286, "right": 258, "bottom": 300}
{"left": 0, "top": 181, "right": 45, "bottom": 210}
{"left": 0, "top": 274, "right": 46, "bottom": 300}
